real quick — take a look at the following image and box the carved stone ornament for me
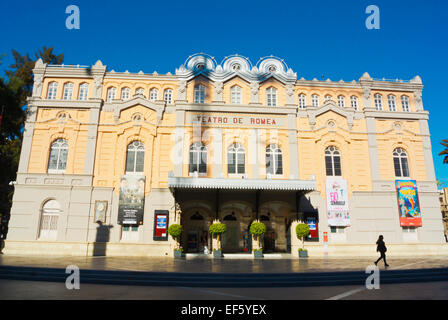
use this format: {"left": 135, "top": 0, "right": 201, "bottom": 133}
{"left": 214, "top": 81, "right": 223, "bottom": 94}
{"left": 250, "top": 82, "right": 259, "bottom": 96}
{"left": 286, "top": 84, "right": 294, "bottom": 97}
{"left": 179, "top": 80, "right": 187, "bottom": 93}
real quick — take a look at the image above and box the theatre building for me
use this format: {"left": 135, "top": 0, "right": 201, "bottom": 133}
{"left": 5, "top": 53, "right": 447, "bottom": 257}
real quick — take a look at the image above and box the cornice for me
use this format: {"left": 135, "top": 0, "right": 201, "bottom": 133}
{"left": 175, "top": 103, "right": 298, "bottom": 115}
{"left": 28, "top": 98, "right": 103, "bottom": 109}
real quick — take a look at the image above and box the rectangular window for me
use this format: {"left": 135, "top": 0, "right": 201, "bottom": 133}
{"left": 126, "top": 152, "right": 135, "bottom": 172}
{"left": 228, "top": 153, "right": 236, "bottom": 174}
{"left": 325, "top": 156, "right": 333, "bottom": 176}
{"left": 333, "top": 157, "right": 341, "bottom": 176}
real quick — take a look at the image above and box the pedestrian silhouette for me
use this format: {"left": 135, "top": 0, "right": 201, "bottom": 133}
{"left": 374, "top": 235, "right": 389, "bottom": 267}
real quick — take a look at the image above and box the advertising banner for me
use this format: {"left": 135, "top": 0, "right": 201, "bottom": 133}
{"left": 153, "top": 210, "right": 169, "bottom": 241}
{"left": 118, "top": 175, "right": 145, "bottom": 225}
{"left": 395, "top": 180, "right": 422, "bottom": 227}
{"left": 326, "top": 178, "right": 350, "bottom": 226}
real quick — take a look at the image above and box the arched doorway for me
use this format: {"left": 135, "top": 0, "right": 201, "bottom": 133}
{"left": 39, "top": 199, "right": 61, "bottom": 240}
{"left": 181, "top": 209, "right": 212, "bottom": 253}
{"left": 221, "top": 211, "right": 241, "bottom": 253}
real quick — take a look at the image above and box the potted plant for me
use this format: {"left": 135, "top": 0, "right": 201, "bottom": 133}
{"left": 209, "top": 222, "right": 226, "bottom": 258}
{"left": 250, "top": 221, "right": 266, "bottom": 258}
{"left": 168, "top": 224, "right": 184, "bottom": 258}
{"left": 296, "top": 223, "right": 310, "bottom": 258}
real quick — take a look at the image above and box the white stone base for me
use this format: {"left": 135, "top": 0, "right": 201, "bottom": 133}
{"left": 292, "top": 242, "right": 448, "bottom": 258}
{"left": 3, "top": 240, "right": 174, "bottom": 257}
{"left": 4, "top": 240, "right": 448, "bottom": 258}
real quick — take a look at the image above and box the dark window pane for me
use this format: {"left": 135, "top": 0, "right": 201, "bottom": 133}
{"left": 48, "top": 148, "right": 59, "bottom": 170}
{"left": 126, "top": 151, "right": 135, "bottom": 172}
{"left": 238, "top": 163, "right": 245, "bottom": 174}
{"left": 334, "top": 156, "right": 341, "bottom": 176}
{"left": 325, "top": 156, "right": 333, "bottom": 176}
{"left": 401, "top": 158, "right": 409, "bottom": 177}
{"left": 394, "top": 158, "right": 401, "bottom": 177}
{"left": 266, "top": 154, "right": 273, "bottom": 174}
{"left": 135, "top": 151, "right": 144, "bottom": 172}
{"left": 276, "top": 154, "right": 283, "bottom": 174}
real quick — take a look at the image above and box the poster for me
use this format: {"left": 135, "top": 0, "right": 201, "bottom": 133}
{"left": 153, "top": 210, "right": 169, "bottom": 241}
{"left": 326, "top": 178, "right": 350, "bottom": 226}
{"left": 395, "top": 180, "right": 422, "bottom": 227}
{"left": 118, "top": 175, "right": 145, "bottom": 225}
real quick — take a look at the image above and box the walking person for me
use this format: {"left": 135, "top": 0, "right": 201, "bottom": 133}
{"left": 374, "top": 235, "right": 389, "bottom": 267}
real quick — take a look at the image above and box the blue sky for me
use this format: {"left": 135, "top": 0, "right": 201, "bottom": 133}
{"left": 1, "top": 0, "right": 447, "bottom": 184}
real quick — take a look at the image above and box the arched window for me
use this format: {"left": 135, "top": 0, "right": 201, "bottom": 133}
{"left": 337, "top": 95, "right": 345, "bottom": 108}
{"left": 39, "top": 199, "right": 61, "bottom": 240}
{"left": 324, "top": 95, "right": 332, "bottom": 102}
{"left": 164, "top": 89, "right": 173, "bottom": 104}
{"left": 298, "top": 94, "right": 306, "bottom": 109}
{"left": 190, "top": 212, "right": 204, "bottom": 220}
{"left": 374, "top": 94, "right": 383, "bottom": 110}
{"left": 106, "top": 87, "right": 116, "bottom": 102}
{"left": 121, "top": 87, "right": 130, "bottom": 100}
{"left": 228, "top": 143, "right": 245, "bottom": 174}
{"left": 223, "top": 213, "right": 237, "bottom": 221}
{"left": 266, "top": 87, "right": 277, "bottom": 106}
{"left": 78, "top": 83, "right": 89, "bottom": 100}
{"left": 312, "top": 94, "right": 319, "bottom": 107}
{"left": 149, "top": 88, "right": 158, "bottom": 101}
{"left": 48, "top": 139, "right": 68, "bottom": 173}
{"left": 194, "top": 85, "right": 205, "bottom": 104}
{"left": 189, "top": 142, "right": 207, "bottom": 174}
{"left": 62, "top": 83, "right": 74, "bottom": 100}
{"left": 350, "top": 96, "right": 358, "bottom": 110}
{"left": 401, "top": 95, "right": 410, "bottom": 112}
{"left": 393, "top": 148, "right": 410, "bottom": 177}
{"left": 230, "top": 85, "right": 242, "bottom": 104}
{"left": 325, "top": 146, "right": 341, "bottom": 176}
{"left": 135, "top": 87, "right": 145, "bottom": 97}
{"left": 125, "top": 141, "right": 145, "bottom": 173}
{"left": 388, "top": 95, "right": 396, "bottom": 111}
{"left": 47, "top": 82, "right": 58, "bottom": 100}
{"left": 266, "top": 144, "right": 283, "bottom": 175}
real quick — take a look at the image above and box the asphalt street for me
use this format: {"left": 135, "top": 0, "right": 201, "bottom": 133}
{"left": 0, "top": 279, "right": 448, "bottom": 300}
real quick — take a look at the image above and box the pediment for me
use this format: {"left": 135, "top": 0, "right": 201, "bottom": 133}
{"left": 114, "top": 96, "right": 165, "bottom": 122}
{"left": 308, "top": 101, "right": 355, "bottom": 130}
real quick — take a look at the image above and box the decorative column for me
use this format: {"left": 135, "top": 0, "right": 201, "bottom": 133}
{"left": 285, "top": 84, "right": 295, "bottom": 106}
{"left": 288, "top": 113, "right": 299, "bottom": 179}
{"left": 212, "top": 81, "right": 224, "bottom": 104}
{"left": 249, "top": 81, "right": 261, "bottom": 105}
{"left": 31, "top": 59, "right": 46, "bottom": 97}
{"left": 419, "top": 119, "right": 436, "bottom": 182}
{"left": 17, "top": 103, "right": 38, "bottom": 173}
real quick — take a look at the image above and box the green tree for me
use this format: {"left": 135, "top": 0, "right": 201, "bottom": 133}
{"left": 439, "top": 139, "right": 448, "bottom": 164}
{"left": 6, "top": 46, "right": 64, "bottom": 105}
{"left": 0, "top": 46, "right": 64, "bottom": 220}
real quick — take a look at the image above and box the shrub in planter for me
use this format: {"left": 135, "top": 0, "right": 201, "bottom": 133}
{"left": 168, "top": 224, "right": 183, "bottom": 253}
{"left": 209, "top": 222, "right": 227, "bottom": 252}
{"left": 250, "top": 221, "right": 267, "bottom": 250}
{"left": 296, "top": 223, "right": 310, "bottom": 257}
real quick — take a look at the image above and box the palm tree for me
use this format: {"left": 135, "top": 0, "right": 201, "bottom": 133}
{"left": 439, "top": 139, "right": 448, "bottom": 164}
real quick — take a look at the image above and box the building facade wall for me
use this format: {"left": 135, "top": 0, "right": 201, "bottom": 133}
{"left": 6, "top": 54, "right": 446, "bottom": 256}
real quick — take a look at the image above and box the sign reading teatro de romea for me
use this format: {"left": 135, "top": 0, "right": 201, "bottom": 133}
{"left": 186, "top": 113, "right": 286, "bottom": 127}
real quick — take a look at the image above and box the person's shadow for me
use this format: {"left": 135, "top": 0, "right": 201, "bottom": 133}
{"left": 93, "top": 221, "right": 113, "bottom": 256}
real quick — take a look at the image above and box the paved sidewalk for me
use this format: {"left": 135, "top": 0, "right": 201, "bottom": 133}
{"left": 1, "top": 254, "right": 448, "bottom": 273}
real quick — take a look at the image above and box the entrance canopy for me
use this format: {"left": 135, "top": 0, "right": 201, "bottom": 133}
{"left": 168, "top": 176, "right": 316, "bottom": 191}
